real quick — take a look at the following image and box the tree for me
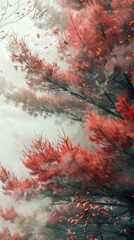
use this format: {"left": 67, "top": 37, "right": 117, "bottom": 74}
{"left": 0, "top": 98, "right": 134, "bottom": 239}
{"left": 6, "top": 0, "right": 133, "bottom": 121}
{"left": 0, "top": 0, "right": 134, "bottom": 239}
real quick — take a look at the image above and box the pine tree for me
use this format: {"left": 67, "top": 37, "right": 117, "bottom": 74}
{"left": 0, "top": 0, "right": 133, "bottom": 239}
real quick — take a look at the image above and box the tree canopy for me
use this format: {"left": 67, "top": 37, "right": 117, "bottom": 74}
{"left": 0, "top": 0, "right": 134, "bottom": 239}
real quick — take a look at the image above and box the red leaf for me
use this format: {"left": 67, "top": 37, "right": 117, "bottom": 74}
{"left": 53, "top": 27, "right": 59, "bottom": 34}
{"left": 36, "top": 33, "right": 40, "bottom": 39}
{"left": 102, "top": 211, "right": 108, "bottom": 217}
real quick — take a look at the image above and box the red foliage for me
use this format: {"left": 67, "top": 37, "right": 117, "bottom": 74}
{"left": 115, "top": 96, "right": 134, "bottom": 121}
{"left": 0, "top": 207, "right": 19, "bottom": 221}
{"left": 0, "top": 227, "right": 22, "bottom": 240}
{"left": 0, "top": 0, "right": 133, "bottom": 239}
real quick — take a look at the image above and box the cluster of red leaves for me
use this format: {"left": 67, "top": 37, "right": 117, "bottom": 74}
{"left": 1, "top": 97, "right": 133, "bottom": 200}
{"left": 116, "top": 96, "right": 134, "bottom": 121}
{"left": 0, "top": 227, "right": 22, "bottom": 240}
{"left": 0, "top": 207, "right": 19, "bottom": 221}
{"left": 86, "top": 96, "right": 134, "bottom": 146}
{"left": 0, "top": 164, "right": 38, "bottom": 199}
{"left": 57, "top": 0, "right": 133, "bottom": 95}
